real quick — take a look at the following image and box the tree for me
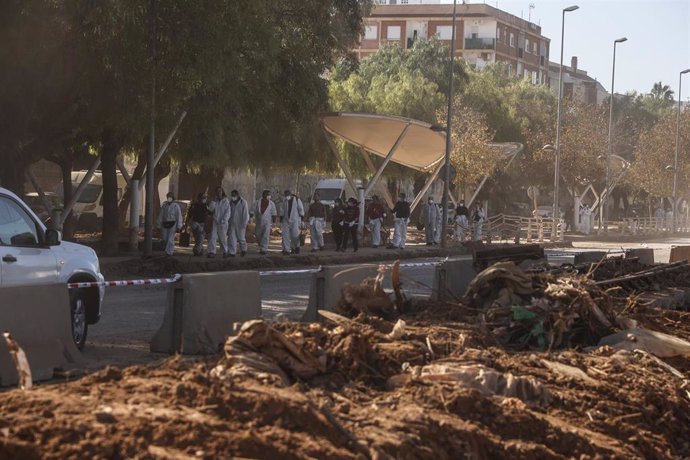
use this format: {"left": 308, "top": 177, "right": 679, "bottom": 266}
{"left": 650, "top": 81, "right": 674, "bottom": 102}
{"left": 627, "top": 110, "right": 690, "bottom": 200}
{"left": 437, "top": 96, "right": 496, "bottom": 197}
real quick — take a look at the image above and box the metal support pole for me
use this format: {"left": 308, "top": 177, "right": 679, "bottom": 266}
{"left": 60, "top": 156, "right": 101, "bottom": 223}
{"left": 363, "top": 123, "right": 411, "bottom": 197}
{"left": 129, "top": 180, "right": 140, "bottom": 252}
{"left": 604, "top": 37, "right": 627, "bottom": 233}
{"left": 553, "top": 5, "right": 579, "bottom": 239}
{"left": 358, "top": 187, "right": 365, "bottom": 235}
{"left": 410, "top": 160, "right": 445, "bottom": 214}
{"left": 144, "top": 0, "right": 157, "bottom": 257}
{"left": 673, "top": 69, "right": 690, "bottom": 233}
{"left": 25, "top": 169, "right": 53, "bottom": 215}
{"left": 139, "top": 111, "right": 187, "bottom": 191}
{"left": 360, "top": 149, "right": 395, "bottom": 209}
{"left": 321, "top": 124, "right": 359, "bottom": 194}
{"left": 441, "top": 0, "right": 458, "bottom": 249}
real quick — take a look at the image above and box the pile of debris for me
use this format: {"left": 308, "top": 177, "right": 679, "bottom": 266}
{"left": 1, "top": 260, "right": 689, "bottom": 458}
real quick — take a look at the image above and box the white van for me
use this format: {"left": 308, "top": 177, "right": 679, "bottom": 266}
{"left": 313, "top": 178, "right": 363, "bottom": 208}
{"left": 58, "top": 171, "right": 127, "bottom": 230}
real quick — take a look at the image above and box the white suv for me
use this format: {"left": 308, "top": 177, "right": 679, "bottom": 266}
{"left": 0, "top": 187, "right": 104, "bottom": 349}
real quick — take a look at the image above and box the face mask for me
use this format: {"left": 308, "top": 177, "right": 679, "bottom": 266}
{"left": 428, "top": 200, "right": 433, "bottom": 204}
{"left": 286, "top": 195, "right": 292, "bottom": 200}
{"left": 167, "top": 197, "right": 173, "bottom": 202}
{"left": 232, "top": 196, "right": 239, "bottom": 202}
{"left": 265, "top": 195, "right": 271, "bottom": 200}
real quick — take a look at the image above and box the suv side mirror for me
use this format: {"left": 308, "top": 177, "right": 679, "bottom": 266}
{"left": 45, "top": 228, "right": 61, "bottom": 246}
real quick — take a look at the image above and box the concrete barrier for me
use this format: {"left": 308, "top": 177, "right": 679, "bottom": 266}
{"left": 301, "top": 264, "right": 380, "bottom": 322}
{"left": 626, "top": 248, "right": 655, "bottom": 265}
{"left": 573, "top": 251, "right": 608, "bottom": 265}
{"left": 669, "top": 246, "right": 690, "bottom": 263}
{"left": 0, "top": 284, "right": 82, "bottom": 386}
{"left": 431, "top": 259, "right": 476, "bottom": 302}
{"left": 150, "top": 271, "right": 261, "bottom": 355}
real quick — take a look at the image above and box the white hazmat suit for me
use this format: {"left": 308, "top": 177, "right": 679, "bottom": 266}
{"left": 253, "top": 197, "right": 277, "bottom": 254}
{"left": 228, "top": 197, "right": 249, "bottom": 256}
{"left": 208, "top": 196, "right": 231, "bottom": 256}
{"left": 280, "top": 195, "right": 304, "bottom": 253}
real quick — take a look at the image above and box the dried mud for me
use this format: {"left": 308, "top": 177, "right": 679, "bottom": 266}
{"left": 1, "top": 265, "right": 689, "bottom": 459}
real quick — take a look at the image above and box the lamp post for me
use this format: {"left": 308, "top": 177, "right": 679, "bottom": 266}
{"left": 440, "top": 0, "right": 458, "bottom": 248}
{"left": 602, "top": 37, "right": 627, "bottom": 233}
{"left": 553, "top": 5, "right": 579, "bottom": 239}
{"left": 673, "top": 68, "right": 690, "bottom": 233}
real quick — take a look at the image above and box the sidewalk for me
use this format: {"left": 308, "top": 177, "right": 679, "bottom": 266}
{"left": 100, "top": 242, "right": 471, "bottom": 280}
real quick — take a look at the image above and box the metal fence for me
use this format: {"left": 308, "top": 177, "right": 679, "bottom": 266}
{"left": 619, "top": 217, "right": 690, "bottom": 235}
{"left": 482, "top": 214, "right": 564, "bottom": 243}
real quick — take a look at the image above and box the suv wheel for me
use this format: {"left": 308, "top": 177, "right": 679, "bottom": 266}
{"left": 70, "top": 289, "right": 89, "bottom": 350}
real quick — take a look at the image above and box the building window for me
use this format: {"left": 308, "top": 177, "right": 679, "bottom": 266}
{"left": 401, "top": 0, "right": 408, "bottom": 3}
{"left": 364, "top": 25, "right": 377, "bottom": 40}
{"left": 387, "top": 25, "right": 401, "bottom": 40}
{"left": 525, "top": 38, "right": 530, "bottom": 53}
{"left": 509, "top": 33, "right": 515, "bottom": 47}
{"left": 436, "top": 25, "right": 454, "bottom": 40}
{"left": 532, "top": 42, "right": 538, "bottom": 54}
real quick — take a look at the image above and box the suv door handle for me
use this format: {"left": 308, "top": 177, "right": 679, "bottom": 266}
{"left": 2, "top": 255, "right": 17, "bottom": 263}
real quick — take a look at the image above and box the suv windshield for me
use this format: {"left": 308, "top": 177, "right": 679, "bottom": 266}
{"left": 71, "top": 183, "right": 102, "bottom": 204}
{"left": 314, "top": 188, "right": 342, "bottom": 201}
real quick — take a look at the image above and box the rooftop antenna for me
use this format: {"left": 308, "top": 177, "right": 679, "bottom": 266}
{"left": 529, "top": 3, "right": 535, "bottom": 22}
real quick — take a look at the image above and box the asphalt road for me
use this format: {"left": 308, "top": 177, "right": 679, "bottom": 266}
{"left": 82, "top": 242, "right": 670, "bottom": 366}
{"left": 83, "top": 257, "right": 448, "bottom": 365}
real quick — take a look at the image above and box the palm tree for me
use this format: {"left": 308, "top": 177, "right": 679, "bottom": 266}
{"left": 650, "top": 81, "right": 674, "bottom": 101}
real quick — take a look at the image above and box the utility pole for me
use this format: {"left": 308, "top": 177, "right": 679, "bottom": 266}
{"left": 440, "top": 0, "right": 458, "bottom": 248}
{"left": 144, "top": 0, "right": 157, "bottom": 257}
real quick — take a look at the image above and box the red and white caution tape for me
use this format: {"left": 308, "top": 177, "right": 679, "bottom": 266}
{"left": 67, "top": 274, "right": 182, "bottom": 289}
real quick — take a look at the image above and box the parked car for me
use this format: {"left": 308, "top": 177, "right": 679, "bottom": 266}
{"left": 23, "top": 192, "right": 64, "bottom": 224}
{"left": 0, "top": 187, "right": 104, "bottom": 349}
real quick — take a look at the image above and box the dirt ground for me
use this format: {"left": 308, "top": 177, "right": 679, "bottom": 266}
{"left": 1, "top": 262, "right": 689, "bottom": 459}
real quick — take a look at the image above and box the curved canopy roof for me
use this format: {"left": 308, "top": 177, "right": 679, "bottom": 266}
{"left": 321, "top": 112, "right": 446, "bottom": 172}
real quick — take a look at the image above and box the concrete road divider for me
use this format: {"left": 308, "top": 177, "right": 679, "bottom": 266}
{"left": 301, "top": 264, "right": 380, "bottom": 322}
{"left": 0, "top": 284, "right": 82, "bottom": 386}
{"left": 150, "top": 271, "right": 261, "bottom": 355}
{"left": 669, "top": 246, "right": 690, "bottom": 264}
{"left": 626, "top": 248, "right": 655, "bottom": 265}
{"left": 573, "top": 251, "right": 608, "bottom": 265}
{"left": 431, "top": 259, "right": 477, "bottom": 302}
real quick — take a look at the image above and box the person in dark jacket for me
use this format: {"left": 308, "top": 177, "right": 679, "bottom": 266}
{"left": 341, "top": 197, "right": 359, "bottom": 252}
{"left": 186, "top": 192, "right": 209, "bottom": 256}
{"left": 388, "top": 193, "right": 410, "bottom": 249}
{"left": 331, "top": 198, "right": 346, "bottom": 252}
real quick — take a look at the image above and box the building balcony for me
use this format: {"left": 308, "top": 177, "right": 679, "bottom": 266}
{"left": 464, "top": 37, "right": 495, "bottom": 50}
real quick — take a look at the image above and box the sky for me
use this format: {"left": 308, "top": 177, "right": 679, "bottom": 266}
{"left": 444, "top": 0, "right": 690, "bottom": 98}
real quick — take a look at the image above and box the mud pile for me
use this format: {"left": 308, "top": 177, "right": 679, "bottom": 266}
{"left": 1, "top": 264, "right": 690, "bottom": 459}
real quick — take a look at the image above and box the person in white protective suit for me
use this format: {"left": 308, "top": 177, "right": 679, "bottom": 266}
{"left": 280, "top": 189, "right": 304, "bottom": 255}
{"left": 365, "top": 195, "right": 386, "bottom": 248}
{"left": 157, "top": 192, "right": 183, "bottom": 256}
{"left": 207, "top": 186, "right": 231, "bottom": 258}
{"left": 253, "top": 189, "right": 277, "bottom": 255}
{"left": 420, "top": 196, "right": 439, "bottom": 245}
{"left": 227, "top": 189, "right": 249, "bottom": 257}
{"left": 388, "top": 193, "right": 410, "bottom": 249}
{"left": 472, "top": 203, "right": 486, "bottom": 241}
{"left": 307, "top": 192, "right": 326, "bottom": 252}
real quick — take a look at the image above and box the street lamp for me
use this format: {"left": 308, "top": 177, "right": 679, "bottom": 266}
{"left": 672, "top": 68, "right": 690, "bottom": 232}
{"left": 553, "top": 5, "right": 579, "bottom": 239}
{"left": 440, "top": 0, "right": 458, "bottom": 248}
{"left": 602, "top": 37, "right": 627, "bottom": 233}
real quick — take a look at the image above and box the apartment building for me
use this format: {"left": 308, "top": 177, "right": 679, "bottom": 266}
{"left": 548, "top": 56, "right": 608, "bottom": 105}
{"left": 356, "top": 1, "right": 550, "bottom": 84}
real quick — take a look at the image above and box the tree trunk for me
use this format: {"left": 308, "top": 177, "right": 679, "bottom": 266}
{"left": 118, "top": 154, "right": 147, "bottom": 223}
{"left": 101, "top": 130, "right": 124, "bottom": 256}
{"left": 0, "top": 153, "right": 29, "bottom": 195}
{"left": 59, "top": 158, "right": 76, "bottom": 241}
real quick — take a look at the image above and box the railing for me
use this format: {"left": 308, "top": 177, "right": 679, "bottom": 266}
{"left": 480, "top": 213, "right": 564, "bottom": 243}
{"left": 619, "top": 217, "right": 690, "bottom": 235}
{"left": 464, "top": 37, "right": 495, "bottom": 50}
